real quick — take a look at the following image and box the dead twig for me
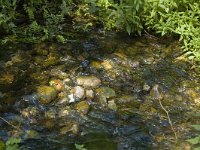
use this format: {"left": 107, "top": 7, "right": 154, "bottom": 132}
{"left": 0, "top": 116, "right": 21, "bottom": 130}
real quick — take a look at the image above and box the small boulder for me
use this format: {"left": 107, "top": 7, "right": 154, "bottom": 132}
{"left": 96, "top": 87, "right": 116, "bottom": 99}
{"left": 75, "top": 101, "right": 90, "bottom": 115}
{"left": 37, "top": 85, "right": 58, "bottom": 104}
{"left": 49, "top": 79, "right": 65, "bottom": 91}
{"left": 60, "top": 121, "right": 79, "bottom": 135}
{"left": 85, "top": 89, "right": 94, "bottom": 100}
{"left": 76, "top": 76, "right": 101, "bottom": 88}
{"left": 73, "top": 86, "right": 85, "bottom": 99}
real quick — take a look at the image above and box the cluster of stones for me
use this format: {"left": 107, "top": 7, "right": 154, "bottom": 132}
{"left": 35, "top": 74, "right": 124, "bottom": 116}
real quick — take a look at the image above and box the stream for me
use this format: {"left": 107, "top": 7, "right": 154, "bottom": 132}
{"left": 0, "top": 31, "right": 199, "bottom": 150}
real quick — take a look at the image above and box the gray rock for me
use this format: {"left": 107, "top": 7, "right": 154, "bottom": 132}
{"left": 74, "top": 86, "right": 85, "bottom": 99}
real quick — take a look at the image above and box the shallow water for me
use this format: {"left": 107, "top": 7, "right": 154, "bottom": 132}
{"left": 0, "top": 31, "right": 199, "bottom": 150}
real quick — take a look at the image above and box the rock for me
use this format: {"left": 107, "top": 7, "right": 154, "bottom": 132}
{"left": 96, "top": 87, "right": 116, "bottom": 99}
{"left": 68, "top": 94, "right": 76, "bottom": 103}
{"left": 90, "top": 61, "right": 102, "bottom": 70}
{"left": 58, "top": 106, "right": 71, "bottom": 117}
{"left": 37, "top": 85, "right": 58, "bottom": 104}
{"left": 60, "top": 121, "right": 79, "bottom": 135}
{"left": 49, "top": 79, "right": 65, "bottom": 91}
{"left": 97, "top": 95, "right": 108, "bottom": 108}
{"left": 85, "top": 89, "right": 94, "bottom": 100}
{"left": 57, "top": 96, "right": 69, "bottom": 105}
{"left": 43, "top": 55, "right": 58, "bottom": 67}
{"left": 75, "top": 101, "right": 90, "bottom": 115}
{"left": 108, "top": 100, "right": 117, "bottom": 111}
{"left": 101, "top": 60, "right": 113, "bottom": 70}
{"left": 73, "top": 86, "right": 85, "bottom": 99}
{"left": 96, "top": 87, "right": 116, "bottom": 108}
{"left": 76, "top": 76, "right": 101, "bottom": 88}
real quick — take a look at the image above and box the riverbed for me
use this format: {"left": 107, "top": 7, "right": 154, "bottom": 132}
{"left": 0, "top": 31, "right": 199, "bottom": 150}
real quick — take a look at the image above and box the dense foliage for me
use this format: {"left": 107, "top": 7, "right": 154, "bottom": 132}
{"left": 0, "top": 0, "right": 200, "bottom": 64}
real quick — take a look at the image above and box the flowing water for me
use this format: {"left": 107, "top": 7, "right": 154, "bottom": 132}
{"left": 0, "top": 31, "right": 200, "bottom": 150}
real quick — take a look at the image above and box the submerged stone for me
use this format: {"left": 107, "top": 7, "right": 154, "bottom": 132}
{"left": 86, "top": 89, "right": 94, "bottom": 100}
{"left": 73, "top": 86, "right": 85, "bottom": 99}
{"left": 75, "top": 101, "right": 90, "bottom": 115}
{"left": 60, "top": 121, "right": 79, "bottom": 135}
{"left": 37, "top": 85, "right": 58, "bottom": 104}
{"left": 49, "top": 79, "right": 65, "bottom": 91}
{"left": 101, "top": 60, "right": 113, "bottom": 70}
{"left": 96, "top": 87, "right": 116, "bottom": 99}
{"left": 76, "top": 76, "right": 101, "bottom": 88}
{"left": 108, "top": 100, "right": 117, "bottom": 111}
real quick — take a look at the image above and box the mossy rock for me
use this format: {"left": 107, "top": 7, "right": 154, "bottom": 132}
{"left": 96, "top": 87, "right": 116, "bottom": 99}
{"left": 37, "top": 85, "right": 58, "bottom": 104}
{"left": 75, "top": 101, "right": 90, "bottom": 115}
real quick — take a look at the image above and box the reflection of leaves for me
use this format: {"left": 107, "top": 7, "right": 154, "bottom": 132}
{"left": 75, "top": 144, "right": 87, "bottom": 150}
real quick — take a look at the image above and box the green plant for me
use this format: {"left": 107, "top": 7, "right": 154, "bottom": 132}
{"left": 143, "top": 0, "right": 200, "bottom": 63}
{"left": 75, "top": 144, "right": 87, "bottom": 150}
{"left": 186, "top": 125, "right": 200, "bottom": 150}
{"left": 5, "top": 138, "right": 21, "bottom": 150}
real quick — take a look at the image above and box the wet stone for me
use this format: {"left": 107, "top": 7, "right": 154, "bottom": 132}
{"left": 85, "top": 89, "right": 94, "bottom": 100}
{"left": 60, "top": 121, "right": 79, "bottom": 135}
{"left": 58, "top": 106, "right": 71, "bottom": 117}
{"left": 108, "top": 100, "right": 117, "bottom": 111}
{"left": 76, "top": 76, "right": 101, "bottom": 88}
{"left": 96, "top": 87, "right": 116, "bottom": 99}
{"left": 73, "top": 86, "right": 85, "bottom": 99}
{"left": 49, "top": 79, "right": 65, "bottom": 91}
{"left": 37, "top": 85, "right": 58, "bottom": 104}
{"left": 75, "top": 101, "right": 90, "bottom": 115}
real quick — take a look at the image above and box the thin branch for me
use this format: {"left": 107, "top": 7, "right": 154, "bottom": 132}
{"left": 0, "top": 116, "right": 21, "bottom": 130}
{"left": 158, "top": 98, "right": 178, "bottom": 140}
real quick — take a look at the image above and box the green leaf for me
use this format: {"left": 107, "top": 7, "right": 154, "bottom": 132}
{"left": 194, "top": 147, "right": 200, "bottom": 150}
{"left": 75, "top": 144, "right": 87, "bottom": 150}
{"left": 186, "top": 136, "right": 200, "bottom": 145}
{"left": 191, "top": 125, "right": 200, "bottom": 131}
{"left": 126, "top": 23, "right": 131, "bottom": 35}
